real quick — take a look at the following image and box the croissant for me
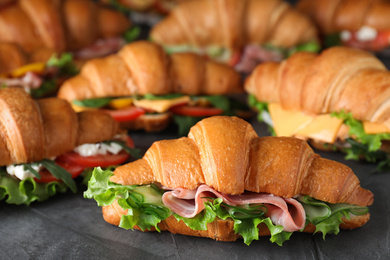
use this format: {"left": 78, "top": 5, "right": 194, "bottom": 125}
{"left": 245, "top": 46, "right": 390, "bottom": 163}
{"left": 86, "top": 116, "right": 373, "bottom": 244}
{"left": 57, "top": 41, "right": 244, "bottom": 132}
{"left": 0, "top": 0, "right": 131, "bottom": 72}
{"left": 150, "top": 0, "right": 319, "bottom": 72}
{"left": 297, "top": 0, "right": 390, "bottom": 52}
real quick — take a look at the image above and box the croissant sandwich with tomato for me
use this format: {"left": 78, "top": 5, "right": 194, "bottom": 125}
{"left": 85, "top": 116, "right": 373, "bottom": 246}
{"left": 150, "top": 0, "right": 320, "bottom": 73}
{"left": 57, "top": 41, "right": 248, "bottom": 135}
{"left": 0, "top": 88, "right": 138, "bottom": 205}
{"left": 245, "top": 46, "right": 390, "bottom": 168}
{"left": 297, "top": 0, "right": 390, "bottom": 53}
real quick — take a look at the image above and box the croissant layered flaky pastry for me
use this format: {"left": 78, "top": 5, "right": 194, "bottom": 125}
{"left": 86, "top": 116, "right": 373, "bottom": 245}
{"left": 297, "top": 0, "right": 390, "bottom": 52}
{"left": 0, "top": 87, "right": 133, "bottom": 205}
{"left": 245, "top": 46, "right": 390, "bottom": 164}
{"left": 57, "top": 41, "right": 244, "bottom": 133}
{"left": 150, "top": 0, "right": 319, "bottom": 72}
{"left": 0, "top": 0, "right": 131, "bottom": 73}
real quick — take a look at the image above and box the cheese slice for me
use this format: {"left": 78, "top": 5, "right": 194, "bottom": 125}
{"left": 133, "top": 96, "right": 191, "bottom": 113}
{"left": 11, "top": 62, "right": 45, "bottom": 78}
{"left": 268, "top": 103, "right": 314, "bottom": 137}
{"left": 363, "top": 121, "right": 390, "bottom": 134}
{"left": 295, "top": 114, "right": 343, "bottom": 143}
{"left": 268, "top": 103, "right": 344, "bottom": 143}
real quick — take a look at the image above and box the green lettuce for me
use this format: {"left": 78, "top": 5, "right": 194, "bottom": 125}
{"left": 0, "top": 168, "right": 68, "bottom": 205}
{"left": 248, "top": 94, "right": 276, "bottom": 136}
{"left": 85, "top": 168, "right": 368, "bottom": 245}
{"left": 331, "top": 110, "right": 390, "bottom": 167}
{"left": 298, "top": 196, "right": 368, "bottom": 239}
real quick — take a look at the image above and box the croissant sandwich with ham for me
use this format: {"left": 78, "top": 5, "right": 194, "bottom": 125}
{"left": 57, "top": 41, "right": 248, "bottom": 135}
{"left": 245, "top": 46, "right": 390, "bottom": 168}
{"left": 297, "top": 0, "right": 390, "bottom": 53}
{"left": 0, "top": 88, "right": 138, "bottom": 205}
{"left": 85, "top": 116, "right": 373, "bottom": 245}
{"left": 150, "top": 0, "right": 320, "bottom": 73}
{"left": 0, "top": 0, "right": 131, "bottom": 70}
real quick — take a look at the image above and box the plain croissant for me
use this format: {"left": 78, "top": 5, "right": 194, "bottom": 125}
{"left": 102, "top": 116, "right": 373, "bottom": 240}
{"left": 57, "top": 40, "right": 243, "bottom": 100}
{"left": 150, "top": 0, "right": 318, "bottom": 50}
{"left": 0, "top": 0, "right": 131, "bottom": 72}
{"left": 245, "top": 46, "right": 390, "bottom": 126}
{"left": 0, "top": 87, "right": 119, "bottom": 166}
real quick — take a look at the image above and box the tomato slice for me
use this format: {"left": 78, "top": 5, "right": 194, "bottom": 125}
{"left": 170, "top": 105, "right": 224, "bottom": 117}
{"left": 34, "top": 160, "right": 85, "bottom": 183}
{"left": 57, "top": 151, "right": 130, "bottom": 168}
{"left": 227, "top": 50, "right": 242, "bottom": 66}
{"left": 101, "top": 106, "right": 145, "bottom": 122}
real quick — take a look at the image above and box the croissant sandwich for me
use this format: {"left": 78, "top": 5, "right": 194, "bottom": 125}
{"left": 0, "top": 47, "right": 79, "bottom": 98}
{"left": 57, "top": 41, "right": 248, "bottom": 135}
{"left": 297, "top": 0, "right": 390, "bottom": 53}
{"left": 0, "top": 0, "right": 131, "bottom": 67}
{"left": 0, "top": 88, "right": 138, "bottom": 205}
{"left": 150, "top": 0, "right": 320, "bottom": 73}
{"left": 245, "top": 46, "right": 390, "bottom": 167}
{"left": 85, "top": 116, "right": 373, "bottom": 245}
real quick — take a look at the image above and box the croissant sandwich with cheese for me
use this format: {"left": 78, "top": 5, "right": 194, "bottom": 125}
{"left": 0, "top": 88, "right": 138, "bottom": 205}
{"left": 85, "top": 116, "right": 373, "bottom": 245}
{"left": 0, "top": 0, "right": 131, "bottom": 72}
{"left": 150, "top": 0, "right": 320, "bottom": 73}
{"left": 57, "top": 41, "right": 248, "bottom": 135}
{"left": 245, "top": 46, "right": 390, "bottom": 167}
{"left": 297, "top": 0, "right": 390, "bottom": 53}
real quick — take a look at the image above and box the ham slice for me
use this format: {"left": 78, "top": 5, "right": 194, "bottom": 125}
{"left": 73, "top": 37, "right": 126, "bottom": 60}
{"left": 162, "top": 184, "right": 306, "bottom": 232}
{"left": 0, "top": 72, "right": 43, "bottom": 92}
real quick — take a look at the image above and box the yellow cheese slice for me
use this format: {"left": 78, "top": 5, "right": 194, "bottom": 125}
{"left": 11, "top": 62, "right": 45, "bottom": 78}
{"left": 133, "top": 96, "right": 191, "bottom": 113}
{"left": 268, "top": 103, "right": 314, "bottom": 137}
{"left": 71, "top": 103, "right": 97, "bottom": 113}
{"left": 363, "top": 121, "right": 390, "bottom": 134}
{"left": 108, "top": 97, "right": 133, "bottom": 109}
{"left": 295, "top": 114, "right": 343, "bottom": 143}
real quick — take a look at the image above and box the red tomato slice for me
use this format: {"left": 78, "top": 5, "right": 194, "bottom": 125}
{"left": 57, "top": 151, "right": 129, "bottom": 168}
{"left": 170, "top": 105, "right": 224, "bottom": 117}
{"left": 102, "top": 106, "right": 145, "bottom": 122}
{"left": 227, "top": 50, "right": 242, "bottom": 66}
{"left": 34, "top": 161, "right": 85, "bottom": 183}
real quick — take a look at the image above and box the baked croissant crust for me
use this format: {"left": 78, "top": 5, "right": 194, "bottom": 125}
{"left": 0, "top": 0, "right": 130, "bottom": 69}
{"left": 245, "top": 46, "right": 390, "bottom": 126}
{"left": 57, "top": 41, "right": 243, "bottom": 101}
{"left": 0, "top": 87, "right": 119, "bottom": 166}
{"left": 101, "top": 116, "right": 373, "bottom": 239}
{"left": 150, "top": 0, "right": 318, "bottom": 50}
{"left": 297, "top": 0, "right": 390, "bottom": 35}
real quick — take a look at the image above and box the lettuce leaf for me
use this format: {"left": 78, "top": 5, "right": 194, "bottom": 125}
{"left": 331, "top": 110, "right": 390, "bottom": 164}
{"left": 298, "top": 196, "right": 369, "bottom": 239}
{"left": 0, "top": 169, "right": 68, "bottom": 205}
{"left": 287, "top": 41, "right": 321, "bottom": 57}
{"left": 84, "top": 168, "right": 171, "bottom": 231}
{"left": 248, "top": 94, "right": 276, "bottom": 136}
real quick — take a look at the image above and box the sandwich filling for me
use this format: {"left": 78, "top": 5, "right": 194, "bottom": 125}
{"left": 0, "top": 53, "right": 78, "bottom": 98}
{"left": 163, "top": 41, "right": 320, "bottom": 73}
{"left": 85, "top": 168, "right": 369, "bottom": 246}
{"left": 325, "top": 26, "right": 390, "bottom": 52}
{"left": 72, "top": 94, "right": 251, "bottom": 135}
{"left": 249, "top": 95, "right": 390, "bottom": 169}
{"left": 0, "top": 134, "right": 139, "bottom": 205}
